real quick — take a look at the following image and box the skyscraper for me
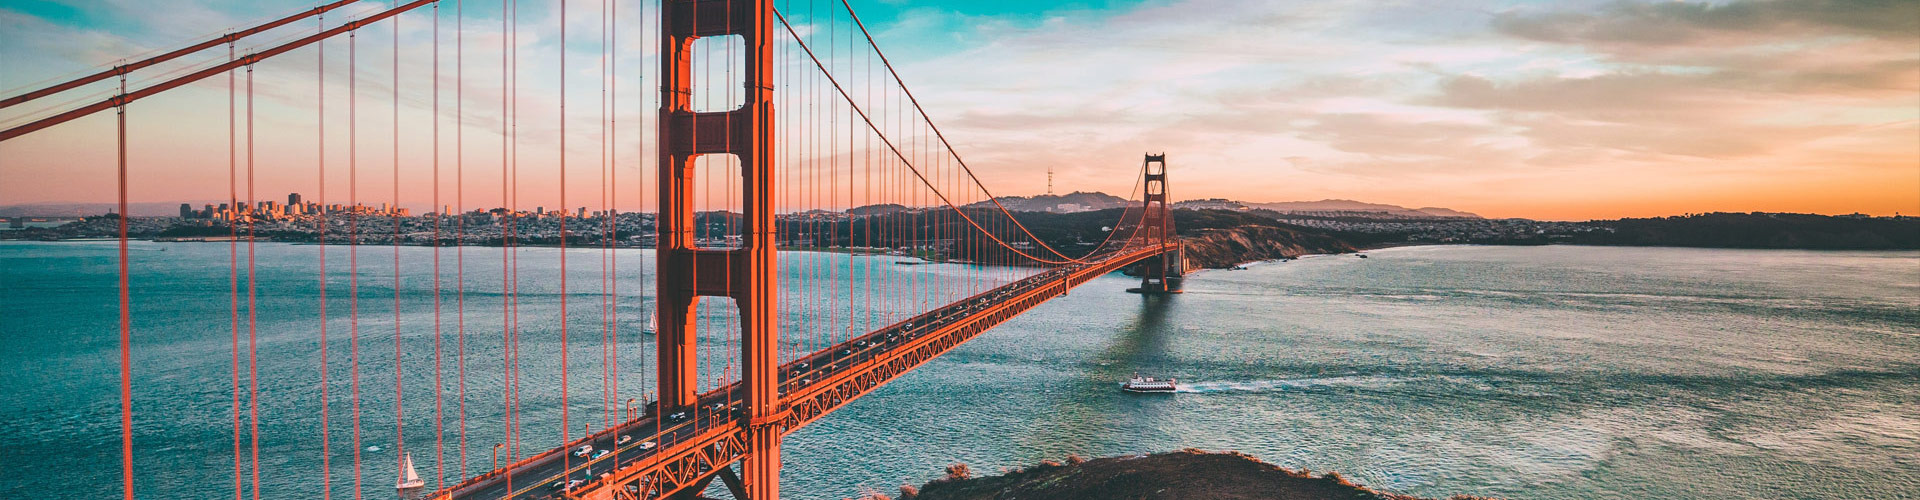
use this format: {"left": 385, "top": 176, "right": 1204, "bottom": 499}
{"left": 288, "top": 193, "right": 302, "bottom": 207}
{"left": 179, "top": 203, "right": 192, "bottom": 218}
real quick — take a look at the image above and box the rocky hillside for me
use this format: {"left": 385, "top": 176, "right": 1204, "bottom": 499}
{"left": 1178, "top": 224, "right": 1356, "bottom": 270}
{"left": 875, "top": 450, "right": 1485, "bottom": 500}
{"left": 965, "top": 191, "right": 1134, "bottom": 213}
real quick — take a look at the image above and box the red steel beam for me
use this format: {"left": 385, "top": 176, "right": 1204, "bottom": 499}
{"left": 0, "top": 0, "right": 436, "bottom": 143}
{"left": 0, "top": 0, "right": 359, "bottom": 110}
{"left": 425, "top": 242, "right": 1170, "bottom": 500}
{"left": 554, "top": 244, "right": 1170, "bottom": 500}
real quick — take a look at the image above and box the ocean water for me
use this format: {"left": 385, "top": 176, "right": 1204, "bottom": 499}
{"left": 1, "top": 242, "right": 1915, "bottom": 499}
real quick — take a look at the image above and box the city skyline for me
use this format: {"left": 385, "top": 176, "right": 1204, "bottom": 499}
{"left": 1, "top": 0, "right": 1915, "bottom": 221}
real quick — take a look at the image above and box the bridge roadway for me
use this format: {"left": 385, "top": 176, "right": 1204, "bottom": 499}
{"left": 432, "top": 242, "right": 1174, "bottom": 500}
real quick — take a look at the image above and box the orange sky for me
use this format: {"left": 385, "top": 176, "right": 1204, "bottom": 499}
{"left": 1, "top": 0, "right": 1915, "bottom": 221}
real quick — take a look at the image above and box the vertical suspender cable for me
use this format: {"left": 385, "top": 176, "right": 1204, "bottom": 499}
{"left": 317, "top": 15, "right": 333, "bottom": 497}
{"left": 227, "top": 40, "right": 243, "bottom": 500}
{"left": 392, "top": 8, "right": 406, "bottom": 480}
{"left": 431, "top": 0, "right": 445, "bottom": 489}
{"left": 559, "top": 0, "right": 571, "bottom": 450}
{"left": 639, "top": 0, "right": 651, "bottom": 438}
{"left": 349, "top": 28, "right": 364, "bottom": 500}
{"left": 508, "top": 0, "right": 521, "bottom": 462}
{"left": 246, "top": 60, "right": 261, "bottom": 500}
{"left": 498, "top": 0, "right": 511, "bottom": 471}
{"left": 512, "top": 0, "right": 525, "bottom": 459}
{"left": 116, "top": 67, "right": 134, "bottom": 500}
{"left": 600, "top": 0, "right": 611, "bottom": 429}
{"left": 604, "top": 0, "right": 616, "bottom": 429}
{"left": 453, "top": 0, "right": 468, "bottom": 480}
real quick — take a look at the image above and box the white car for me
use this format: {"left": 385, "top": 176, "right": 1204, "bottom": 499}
{"left": 616, "top": 434, "right": 632, "bottom": 445}
{"left": 637, "top": 441, "right": 657, "bottom": 451}
{"left": 572, "top": 445, "right": 593, "bottom": 457}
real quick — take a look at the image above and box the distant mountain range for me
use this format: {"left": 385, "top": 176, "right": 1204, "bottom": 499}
{"left": 960, "top": 191, "right": 1133, "bottom": 213}
{"left": 1246, "top": 199, "right": 1481, "bottom": 218}
{"left": 1175, "top": 198, "right": 1481, "bottom": 219}
{"left": 0, "top": 202, "right": 198, "bottom": 218}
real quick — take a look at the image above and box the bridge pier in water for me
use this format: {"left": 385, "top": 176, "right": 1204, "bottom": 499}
{"left": 1132, "top": 245, "right": 1186, "bottom": 294}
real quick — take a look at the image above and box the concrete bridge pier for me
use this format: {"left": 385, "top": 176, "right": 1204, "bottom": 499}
{"left": 1129, "top": 244, "right": 1184, "bottom": 294}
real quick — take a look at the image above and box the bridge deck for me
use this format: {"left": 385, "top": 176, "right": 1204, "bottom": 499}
{"left": 432, "top": 243, "right": 1173, "bottom": 500}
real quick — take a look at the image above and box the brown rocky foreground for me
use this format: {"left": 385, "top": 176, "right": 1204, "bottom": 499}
{"left": 859, "top": 449, "right": 1488, "bottom": 500}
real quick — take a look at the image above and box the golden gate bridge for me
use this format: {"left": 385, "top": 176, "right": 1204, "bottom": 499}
{"left": 0, "top": 1, "right": 1185, "bottom": 499}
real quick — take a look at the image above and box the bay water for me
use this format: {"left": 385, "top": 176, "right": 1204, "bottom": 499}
{"left": 1, "top": 242, "right": 1914, "bottom": 498}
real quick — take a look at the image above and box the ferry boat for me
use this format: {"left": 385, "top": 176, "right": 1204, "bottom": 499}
{"left": 1121, "top": 373, "right": 1177, "bottom": 393}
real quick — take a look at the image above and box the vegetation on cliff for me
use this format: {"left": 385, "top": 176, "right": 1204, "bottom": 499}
{"left": 859, "top": 450, "right": 1485, "bottom": 500}
{"left": 1178, "top": 224, "right": 1356, "bottom": 269}
{"left": 1571, "top": 212, "right": 1919, "bottom": 249}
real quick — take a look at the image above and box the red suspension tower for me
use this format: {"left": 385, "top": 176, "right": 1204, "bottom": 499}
{"left": 1132, "top": 153, "right": 1184, "bottom": 294}
{"left": 657, "top": 0, "right": 782, "bottom": 498}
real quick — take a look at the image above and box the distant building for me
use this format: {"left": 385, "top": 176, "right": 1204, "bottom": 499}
{"left": 288, "top": 193, "right": 302, "bottom": 207}
{"left": 180, "top": 203, "right": 193, "bottom": 218}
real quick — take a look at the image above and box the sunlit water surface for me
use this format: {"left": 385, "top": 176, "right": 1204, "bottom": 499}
{"left": 2, "top": 242, "right": 1915, "bottom": 499}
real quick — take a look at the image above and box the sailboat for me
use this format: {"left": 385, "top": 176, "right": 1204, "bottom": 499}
{"left": 396, "top": 452, "right": 425, "bottom": 490}
{"left": 646, "top": 310, "right": 658, "bottom": 334}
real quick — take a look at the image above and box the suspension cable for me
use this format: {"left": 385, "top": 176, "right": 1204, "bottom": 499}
{"left": 774, "top": 9, "right": 1135, "bottom": 265}
{"left": 830, "top": 0, "right": 1127, "bottom": 263}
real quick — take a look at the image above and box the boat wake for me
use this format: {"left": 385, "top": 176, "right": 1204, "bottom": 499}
{"left": 1173, "top": 375, "right": 1409, "bottom": 394}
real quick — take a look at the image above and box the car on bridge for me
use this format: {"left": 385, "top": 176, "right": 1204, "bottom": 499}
{"left": 667, "top": 411, "right": 689, "bottom": 423}
{"left": 572, "top": 445, "right": 594, "bottom": 457}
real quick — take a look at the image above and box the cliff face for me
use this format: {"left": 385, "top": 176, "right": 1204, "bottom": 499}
{"left": 1178, "top": 225, "right": 1356, "bottom": 270}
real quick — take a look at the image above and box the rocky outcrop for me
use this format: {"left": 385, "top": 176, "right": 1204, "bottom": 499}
{"left": 1178, "top": 225, "right": 1356, "bottom": 270}
{"left": 882, "top": 450, "right": 1486, "bottom": 500}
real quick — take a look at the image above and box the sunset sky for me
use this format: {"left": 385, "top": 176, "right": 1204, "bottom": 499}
{"left": 1, "top": 0, "right": 1914, "bottom": 220}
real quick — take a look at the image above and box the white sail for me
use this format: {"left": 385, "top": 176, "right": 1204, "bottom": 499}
{"left": 647, "top": 310, "right": 658, "bottom": 331}
{"left": 396, "top": 452, "right": 425, "bottom": 489}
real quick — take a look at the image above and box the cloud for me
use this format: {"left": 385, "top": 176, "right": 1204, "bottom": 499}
{"left": 1492, "top": 0, "right": 1920, "bottom": 49}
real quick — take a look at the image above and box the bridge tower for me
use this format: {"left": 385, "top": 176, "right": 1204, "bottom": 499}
{"left": 657, "top": 0, "right": 782, "bottom": 498}
{"left": 1133, "top": 153, "right": 1184, "bottom": 294}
